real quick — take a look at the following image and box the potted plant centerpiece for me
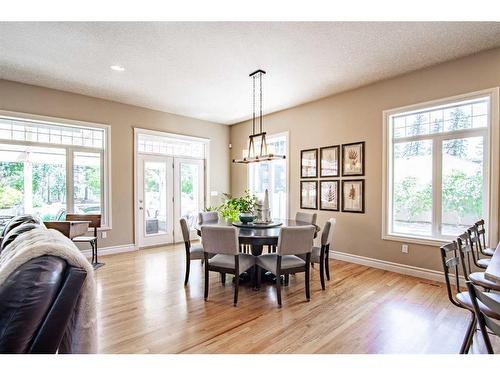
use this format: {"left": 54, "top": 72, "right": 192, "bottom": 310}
{"left": 215, "top": 190, "right": 258, "bottom": 224}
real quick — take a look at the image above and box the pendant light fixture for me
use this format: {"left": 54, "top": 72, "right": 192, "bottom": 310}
{"left": 232, "top": 69, "right": 286, "bottom": 164}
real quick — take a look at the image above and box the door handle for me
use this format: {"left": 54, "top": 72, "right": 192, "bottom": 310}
{"left": 139, "top": 207, "right": 143, "bottom": 210}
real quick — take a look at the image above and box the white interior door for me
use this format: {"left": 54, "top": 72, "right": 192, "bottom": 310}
{"left": 173, "top": 158, "right": 205, "bottom": 242}
{"left": 137, "top": 154, "right": 174, "bottom": 247}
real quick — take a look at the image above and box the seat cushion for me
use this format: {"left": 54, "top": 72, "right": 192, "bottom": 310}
{"left": 469, "top": 272, "right": 500, "bottom": 292}
{"left": 456, "top": 291, "right": 500, "bottom": 320}
{"left": 311, "top": 246, "right": 321, "bottom": 263}
{"left": 208, "top": 253, "right": 254, "bottom": 273}
{"left": 256, "top": 253, "right": 306, "bottom": 273}
{"left": 483, "top": 247, "right": 495, "bottom": 257}
{"left": 189, "top": 244, "right": 204, "bottom": 260}
{"left": 478, "top": 258, "right": 490, "bottom": 268}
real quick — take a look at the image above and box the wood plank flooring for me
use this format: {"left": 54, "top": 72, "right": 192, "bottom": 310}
{"left": 93, "top": 243, "right": 500, "bottom": 353}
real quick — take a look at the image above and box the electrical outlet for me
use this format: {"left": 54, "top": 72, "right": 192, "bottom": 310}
{"left": 101, "top": 231, "right": 107, "bottom": 239}
{"left": 402, "top": 244, "right": 409, "bottom": 254}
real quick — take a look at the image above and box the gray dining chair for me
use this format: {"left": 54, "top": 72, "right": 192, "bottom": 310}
{"left": 295, "top": 212, "right": 317, "bottom": 225}
{"left": 466, "top": 281, "right": 500, "bottom": 354}
{"left": 312, "top": 218, "right": 336, "bottom": 290}
{"left": 180, "top": 218, "right": 205, "bottom": 286}
{"left": 256, "top": 225, "right": 315, "bottom": 307}
{"left": 198, "top": 211, "right": 219, "bottom": 224}
{"left": 201, "top": 225, "right": 255, "bottom": 306}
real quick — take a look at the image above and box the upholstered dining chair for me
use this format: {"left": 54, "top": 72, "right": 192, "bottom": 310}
{"left": 475, "top": 219, "right": 496, "bottom": 257}
{"left": 466, "top": 226, "right": 490, "bottom": 269}
{"left": 312, "top": 218, "right": 336, "bottom": 290}
{"left": 456, "top": 233, "right": 500, "bottom": 292}
{"left": 466, "top": 281, "right": 500, "bottom": 354}
{"left": 201, "top": 225, "right": 255, "bottom": 306}
{"left": 295, "top": 212, "right": 317, "bottom": 225}
{"left": 256, "top": 225, "right": 315, "bottom": 307}
{"left": 180, "top": 218, "right": 205, "bottom": 286}
{"left": 440, "top": 241, "right": 500, "bottom": 353}
{"left": 198, "top": 211, "right": 219, "bottom": 224}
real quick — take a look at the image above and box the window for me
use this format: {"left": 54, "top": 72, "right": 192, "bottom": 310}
{"left": 0, "top": 112, "right": 110, "bottom": 225}
{"left": 383, "top": 89, "right": 499, "bottom": 244}
{"left": 248, "top": 133, "right": 288, "bottom": 219}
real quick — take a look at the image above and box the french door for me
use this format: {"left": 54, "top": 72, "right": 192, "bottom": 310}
{"left": 137, "top": 155, "right": 205, "bottom": 247}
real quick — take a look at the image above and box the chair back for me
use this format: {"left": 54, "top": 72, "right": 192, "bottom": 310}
{"left": 295, "top": 212, "right": 317, "bottom": 225}
{"left": 474, "top": 219, "right": 489, "bottom": 253}
{"left": 65, "top": 214, "right": 101, "bottom": 237}
{"left": 321, "top": 218, "right": 336, "bottom": 246}
{"left": 277, "top": 225, "right": 315, "bottom": 256}
{"left": 439, "top": 241, "right": 463, "bottom": 308}
{"left": 456, "top": 233, "right": 474, "bottom": 278}
{"left": 466, "top": 281, "right": 500, "bottom": 350}
{"left": 201, "top": 225, "right": 239, "bottom": 255}
{"left": 198, "top": 211, "right": 219, "bottom": 224}
{"left": 467, "top": 226, "right": 485, "bottom": 265}
{"left": 179, "top": 218, "right": 190, "bottom": 243}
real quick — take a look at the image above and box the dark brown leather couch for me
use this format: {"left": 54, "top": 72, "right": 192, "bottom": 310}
{"left": 0, "top": 216, "right": 88, "bottom": 354}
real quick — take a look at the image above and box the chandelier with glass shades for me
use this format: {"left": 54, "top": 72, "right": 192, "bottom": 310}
{"left": 232, "top": 69, "right": 286, "bottom": 164}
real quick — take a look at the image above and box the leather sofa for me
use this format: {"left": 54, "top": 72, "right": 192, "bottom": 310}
{"left": 0, "top": 216, "right": 88, "bottom": 353}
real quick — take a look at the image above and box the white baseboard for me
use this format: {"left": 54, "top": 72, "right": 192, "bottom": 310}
{"left": 81, "top": 243, "right": 137, "bottom": 258}
{"left": 330, "top": 250, "right": 448, "bottom": 284}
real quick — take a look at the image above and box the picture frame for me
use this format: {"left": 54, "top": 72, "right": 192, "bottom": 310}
{"left": 320, "top": 180, "right": 339, "bottom": 211}
{"left": 341, "top": 179, "right": 365, "bottom": 213}
{"left": 300, "top": 148, "right": 318, "bottom": 178}
{"left": 342, "top": 141, "right": 365, "bottom": 176}
{"left": 300, "top": 180, "right": 318, "bottom": 210}
{"left": 320, "top": 145, "right": 340, "bottom": 178}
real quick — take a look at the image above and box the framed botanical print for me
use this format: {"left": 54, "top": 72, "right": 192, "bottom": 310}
{"left": 300, "top": 181, "right": 318, "bottom": 210}
{"left": 320, "top": 145, "right": 340, "bottom": 177}
{"left": 320, "top": 180, "right": 339, "bottom": 211}
{"left": 342, "top": 141, "right": 365, "bottom": 176}
{"left": 341, "top": 179, "right": 365, "bottom": 213}
{"left": 301, "top": 148, "right": 318, "bottom": 178}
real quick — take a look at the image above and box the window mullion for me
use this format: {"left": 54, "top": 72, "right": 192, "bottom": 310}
{"left": 432, "top": 139, "right": 443, "bottom": 237}
{"left": 66, "top": 148, "right": 74, "bottom": 214}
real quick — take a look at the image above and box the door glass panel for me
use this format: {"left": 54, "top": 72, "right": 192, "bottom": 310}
{"left": 392, "top": 140, "right": 433, "bottom": 236}
{"left": 74, "top": 152, "right": 101, "bottom": 215}
{"left": 442, "top": 136, "right": 484, "bottom": 236}
{"left": 144, "top": 161, "right": 168, "bottom": 235}
{"left": 180, "top": 162, "right": 200, "bottom": 230}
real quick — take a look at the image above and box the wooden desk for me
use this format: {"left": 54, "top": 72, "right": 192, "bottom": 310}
{"left": 485, "top": 242, "right": 500, "bottom": 284}
{"left": 44, "top": 221, "right": 90, "bottom": 239}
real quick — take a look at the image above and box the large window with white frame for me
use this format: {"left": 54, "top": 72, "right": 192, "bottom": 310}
{"left": 248, "top": 133, "right": 288, "bottom": 219}
{"left": 0, "top": 112, "right": 110, "bottom": 225}
{"left": 383, "top": 89, "right": 499, "bottom": 244}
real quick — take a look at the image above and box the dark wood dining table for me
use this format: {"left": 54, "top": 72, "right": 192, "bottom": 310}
{"left": 485, "top": 242, "right": 500, "bottom": 284}
{"left": 195, "top": 219, "right": 320, "bottom": 256}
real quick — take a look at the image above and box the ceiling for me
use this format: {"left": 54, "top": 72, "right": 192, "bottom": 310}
{"left": 1, "top": 22, "right": 500, "bottom": 125}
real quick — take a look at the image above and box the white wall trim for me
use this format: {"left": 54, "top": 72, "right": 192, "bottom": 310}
{"left": 81, "top": 243, "right": 137, "bottom": 258}
{"left": 329, "top": 250, "right": 453, "bottom": 284}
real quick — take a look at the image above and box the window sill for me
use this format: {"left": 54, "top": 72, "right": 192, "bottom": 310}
{"left": 382, "top": 233, "right": 449, "bottom": 247}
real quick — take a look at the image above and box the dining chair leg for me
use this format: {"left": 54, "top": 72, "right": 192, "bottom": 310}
{"left": 477, "top": 313, "right": 494, "bottom": 354}
{"left": 324, "top": 250, "right": 330, "bottom": 281}
{"left": 305, "top": 262, "right": 311, "bottom": 302}
{"left": 220, "top": 272, "right": 226, "bottom": 284}
{"left": 460, "top": 313, "right": 476, "bottom": 354}
{"left": 90, "top": 241, "right": 95, "bottom": 264}
{"left": 184, "top": 254, "right": 191, "bottom": 286}
{"left": 276, "top": 274, "right": 282, "bottom": 307}
{"left": 93, "top": 240, "right": 99, "bottom": 264}
{"left": 204, "top": 256, "right": 209, "bottom": 301}
{"left": 234, "top": 273, "right": 239, "bottom": 306}
{"left": 319, "top": 254, "right": 326, "bottom": 291}
{"left": 284, "top": 274, "right": 289, "bottom": 286}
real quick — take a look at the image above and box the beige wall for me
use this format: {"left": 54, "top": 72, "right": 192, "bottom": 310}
{"left": 230, "top": 47, "right": 500, "bottom": 272}
{"left": 0, "top": 79, "right": 230, "bottom": 248}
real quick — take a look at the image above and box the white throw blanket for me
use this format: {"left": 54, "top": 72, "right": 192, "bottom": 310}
{"left": 0, "top": 227, "right": 97, "bottom": 353}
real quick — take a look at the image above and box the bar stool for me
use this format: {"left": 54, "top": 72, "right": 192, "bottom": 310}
{"left": 475, "top": 219, "right": 495, "bottom": 257}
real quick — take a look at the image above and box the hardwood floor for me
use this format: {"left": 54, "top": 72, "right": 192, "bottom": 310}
{"left": 93, "top": 242, "right": 500, "bottom": 354}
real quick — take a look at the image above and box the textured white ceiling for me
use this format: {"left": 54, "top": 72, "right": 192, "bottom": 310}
{"left": 1, "top": 22, "right": 499, "bottom": 125}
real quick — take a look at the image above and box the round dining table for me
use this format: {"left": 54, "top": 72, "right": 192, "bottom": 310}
{"left": 195, "top": 219, "right": 320, "bottom": 256}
